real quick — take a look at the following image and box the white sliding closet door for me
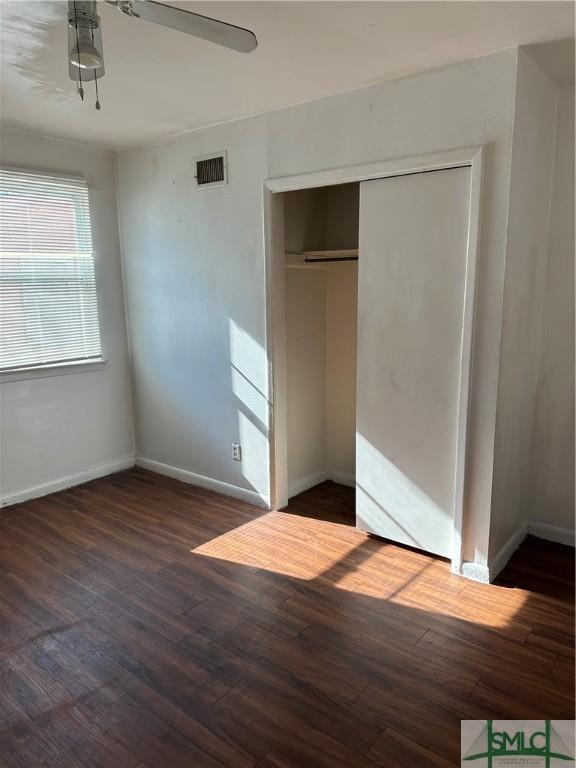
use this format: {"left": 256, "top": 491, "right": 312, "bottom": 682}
{"left": 356, "top": 167, "right": 471, "bottom": 558}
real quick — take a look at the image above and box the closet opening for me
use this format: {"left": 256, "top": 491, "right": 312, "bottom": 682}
{"left": 266, "top": 147, "right": 483, "bottom": 569}
{"left": 282, "top": 182, "right": 360, "bottom": 523}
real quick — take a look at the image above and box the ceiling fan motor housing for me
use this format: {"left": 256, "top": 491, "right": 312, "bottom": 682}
{"left": 67, "top": 1, "right": 99, "bottom": 30}
{"left": 68, "top": 0, "right": 105, "bottom": 83}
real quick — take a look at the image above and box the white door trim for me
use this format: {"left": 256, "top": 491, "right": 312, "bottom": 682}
{"left": 263, "top": 145, "right": 484, "bottom": 573}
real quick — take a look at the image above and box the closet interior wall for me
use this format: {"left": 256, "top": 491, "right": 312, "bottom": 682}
{"left": 284, "top": 184, "right": 359, "bottom": 498}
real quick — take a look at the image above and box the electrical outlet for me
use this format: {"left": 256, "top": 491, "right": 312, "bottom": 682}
{"left": 232, "top": 442, "right": 242, "bottom": 462}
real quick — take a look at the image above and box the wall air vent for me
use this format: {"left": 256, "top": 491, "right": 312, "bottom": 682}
{"left": 194, "top": 152, "right": 228, "bottom": 187}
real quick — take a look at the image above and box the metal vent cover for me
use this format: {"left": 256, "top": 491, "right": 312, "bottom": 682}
{"left": 194, "top": 152, "right": 228, "bottom": 187}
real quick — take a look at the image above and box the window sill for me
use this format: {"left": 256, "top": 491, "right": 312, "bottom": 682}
{"left": 0, "top": 358, "right": 107, "bottom": 383}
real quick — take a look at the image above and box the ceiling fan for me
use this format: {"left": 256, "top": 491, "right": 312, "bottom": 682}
{"left": 67, "top": 0, "right": 258, "bottom": 109}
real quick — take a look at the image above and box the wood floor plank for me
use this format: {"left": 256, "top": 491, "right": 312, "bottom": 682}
{"left": 368, "top": 728, "right": 455, "bottom": 768}
{"left": 216, "top": 683, "right": 376, "bottom": 768}
{"left": 417, "top": 627, "right": 557, "bottom": 684}
{"left": 0, "top": 470, "right": 573, "bottom": 768}
{"left": 351, "top": 682, "right": 463, "bottom": 763}
{"left": 180, "top": 628, "right": 381, "bottom": 755}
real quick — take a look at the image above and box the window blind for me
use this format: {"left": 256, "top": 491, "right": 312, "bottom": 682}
{"left": 0, "top": 167, "right": 103, "bottom": 371}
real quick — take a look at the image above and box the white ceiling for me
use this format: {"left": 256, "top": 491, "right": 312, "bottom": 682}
{"left": 1, "top": 1, "right": 574, "bottom": 150}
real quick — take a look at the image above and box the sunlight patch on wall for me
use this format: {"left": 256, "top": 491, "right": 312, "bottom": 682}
{"left": 229, "top": 319, "right": 268, "bottom": 398}
{"left": 231, "top": 366, "right": 268, "bottom": 429}
{"left": 228, "top": 319, "right": 271, "bottom": 499}
{"left": 239, "top": 411, "right": 269, "bottom": 499}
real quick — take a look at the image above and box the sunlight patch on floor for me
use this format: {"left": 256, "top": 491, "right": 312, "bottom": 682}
{"left": 189, "top": 511, "right": 528, "bottom": 628}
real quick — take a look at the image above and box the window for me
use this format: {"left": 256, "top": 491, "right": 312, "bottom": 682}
{"left": 0, "top": 167, "right": 103, "bottom": 372}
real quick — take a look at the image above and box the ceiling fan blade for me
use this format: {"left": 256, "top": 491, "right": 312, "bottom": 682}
{"left": 129, "top": 1, "right": 258, "bottom": 53}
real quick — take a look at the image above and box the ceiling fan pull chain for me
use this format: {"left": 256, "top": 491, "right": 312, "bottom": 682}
{"left": 72, "top": 0, "right": 84, "bottom": 100}
{"left": 94, "top": 73, "right": 101, "bottom": 110}
{"left": 90, "top": 25, "right": 101, "bottom": 110}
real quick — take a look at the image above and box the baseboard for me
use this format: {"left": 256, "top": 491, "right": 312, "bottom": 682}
{"left": 527, "top": 521, "right": 575, "bottom": 547}
{"left": 455, "top": 526, "right": 526, "bottom": 584}
{"left": 454, "top": 520, "right": 574, "bottom": 584}
{"left": 136, "top": 456, "right": 269, "bottom": 509}
{"left": 488, "top": 524, "right": 528, "bottom": 582}
{"left": 327, "top": 469, "right": 356, "bottom": 488}
{"left": 288, "top": 468, "right": 356, "bottom": 499}
{"left": 0, "top": 455, "right": 135, "bottom": 508}
{"left": 288, "top": 470, "right": 328, "bottom": 499}
{"left": 455, "top": 561, "right": 491, "bottom": 584}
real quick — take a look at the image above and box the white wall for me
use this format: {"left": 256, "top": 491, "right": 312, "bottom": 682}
{"left": 0, "top": 129, "right": 134, "bottom": 504}
{"left": 117, "top": 50, "right": 519, "bottom": 568}
{"left": 285, "top": 261, "right": 357, "bottom": 496}
{"left": 324, "top": 184, "right": 359, "bottom": 250}
{"left": 326, "top": 262, "right": 357, "bottom": 483}
{"left": 117, "top": 119, "right": 271, "bottom": 505}
{"left": 286, "top": 267, "right": 327, "bottom": 496}
{"left": 528, "top": 86, "right": 575, "bottom": 537}
{"left": 284, "top": 184, "right": 358, "bottom": 495}
{"left": 284, "top": 183, "right": 359, "bottom": 253}
{"left": 284, "top": 188, "right": 327, "bottom": 253}
{"left": 489, "top": 52, "right": 559, "bottom": 563}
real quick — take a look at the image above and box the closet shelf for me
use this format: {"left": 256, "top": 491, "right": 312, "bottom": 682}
{"left": 286, "top": 248, "right": 359, "bottom": 263}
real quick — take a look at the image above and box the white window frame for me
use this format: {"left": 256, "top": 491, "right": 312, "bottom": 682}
{"left": 0, "top": 165, "right": 106, "bottom": 383}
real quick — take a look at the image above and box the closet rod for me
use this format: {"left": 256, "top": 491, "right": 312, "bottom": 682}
{"left": 304, "top": 256, "right": 359, "bottom": 263}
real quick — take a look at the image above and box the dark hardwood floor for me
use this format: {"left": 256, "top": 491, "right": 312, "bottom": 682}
{"left": 0, "top": 469, "right": 573, "bottom": 767}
